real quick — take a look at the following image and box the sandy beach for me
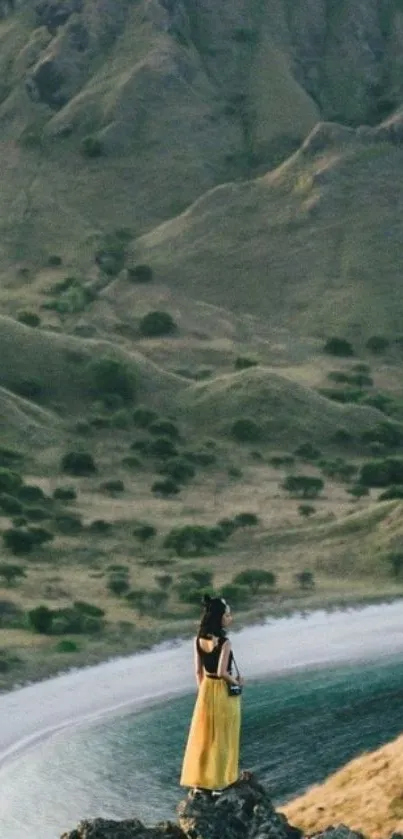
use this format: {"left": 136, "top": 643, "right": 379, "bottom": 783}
{"left": 1, "top": 601, "right": 403, "bottom": 771}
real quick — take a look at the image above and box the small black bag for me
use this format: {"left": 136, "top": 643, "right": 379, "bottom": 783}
{"left": 227, "top": 655, "right": 243, "bottom": 697}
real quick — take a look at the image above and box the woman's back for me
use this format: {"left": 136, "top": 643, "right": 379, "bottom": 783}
{"left": 197, "top": 636, "right": 232, "bottom": 675}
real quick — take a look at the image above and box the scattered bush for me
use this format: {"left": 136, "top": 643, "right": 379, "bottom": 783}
{"left": 159, "top": 458, "right": 195, "bottom": 484}
{"left": 234, "top": 512, "right": 259, "bottom": 526}
{"left": 81, "top": 135, "right": 103, "bottom": 158}
{"left": 152, "top": 479, "right": 180, "bottom": 496}
{"left": 87, "top": 356, "right": 135, "bottom": 403}
{"left": 110, "top": 409, "right": 132, "bottom": 429}
{"left": 298, "top": 504, "right": 316, "bottom": 517}
{"left": 319, "top": 458, "right": 357, "bottom": 482}
{"left": 12, "top": 378, "right": 43, "bottom": 400}
{"left": 27, "top": 526, "right": 54, "bottom": 547}
{"left": 228, "top": 467, "right": 243, "bottom": 479}
{"left": 3, "top": 528, "right": 36, "bottom": 555}
{"left": 231, "top": 418, "right": 261, "bottom": 443}
{"left": 366, "top": 335, "right": 389, "bottom": 354}
{"left": 18, "top": 484, "right": 47, "bottom": 504}
{"left": 270, "top": 455, "right": 295, "bottom": 468}
{"left": 55, "top": 513, "right": 83, "bottom": 534}
{"left": 183, "top": 449, "right": 216, "bottom": 466}
{"left": 53, "top": 486, "right": 77, "bottom": 502}
{"left": 73, "top": 601, "right": 105, "bottom": 618}
{"left": 24, "top": 506, "right": 49, "bottom": 522}
{"left": 234, "top": 356, "right": 258, "bottom": 370}
{"left": 149, "top": 419, "right": 180, "bottom": 439}
{"left": 133, "top": 407, "right": 158, "bottom": 428}
{"left": 0, "top": 493, "right": 24, "bottom": 516}
{"left": 17, "top": 310, "right": 41, "bottom": 328}
{"left": 155, "top": 574, "right": 173, "bottom": 589}
{"left": 0, "top": 446, "right": 23, "bottom": 467}
{"left": 48, "top": 254, "right": 62, "bottom": 267}
{"left": 100, "top": 479, "right": 125, "bottom": 494}
{"left": 232, "top": 569, "right": 276, "bottom": 592}
{"left": 55, "top": 639, "right": 79, "bottom": 653}
{"left": 378, "top": 485, "right": 403, "bottom": 501}
{"left": 164, "top": 525, "right": 223, "bottom": 556}
{"left": 323, "top": 337, "right": 354, "bottom": 357}
{"left": 89, "top": 519, "right": 112, "bottom": 533}
{"left": 294, "top": 570, "right": 315, "bottom": 589}
{"left": 347, "top": 484, "right": 370, "bottom": 499}
{"left": 107, "top": 575, "right": 131, "bottom": 596}
{"left": 327, "top": 371, "right": 350, "bottom": 383}
{"left": 74, "top": 420, "right": 93, "bottom": 435}
{"left": 133, "top": 524, "right": 157, "bottom": 542}
{"left": 126, "top": 588, "right": 168, "bottom": 614}
{"left": 28, "top": 605, "right": 53, "bottom": 634}
{"left": 139, "top": 311, "right": 177, "bottom": 337}
{"left": 331, "top": 429, "right": 354, "bottom": 446}
{"left": 361, "top": 422, "right": 403, "bottom": 449}
{"left": 95, "top": 229, "right": 131, "bottom": 276}
{"left": 0, "top": 563, "right": 26, "bottom": 586}
{"left": 122, "top": 455, "right": 142, "bottom": 469}
{"left": 61, "top": 451, "right": 97, "bottom": 476}
{"left": 386, "top": 552, "right": 403, "bottom": 577}
{"left": 126, "top": 264, "right": 153, "bottom": 283}
{"left": 0, "top": 599, "right": 24, "bottom": 628}
{"left": 0, "top": 469, "right": 23, "bottom": 495}
{"left": 217, "top": 517, "right": 237, "bottom": 538}
{"left": 318, "top": 387, "right": 362, "bottom": 404}
{"left": 359, "top": 458, "right": 403, "bottom": 487}
{"left": 282, "top": 475, "right": 324, "bottom": 499}
{"left": 294, "top": 443, "right": 322, "bottom": 461}
{"left": 149, "top": 437, "right": 178, "bottom": 459}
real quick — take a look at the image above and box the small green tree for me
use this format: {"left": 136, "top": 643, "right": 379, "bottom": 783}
{"left": 366, "top": 335, "right": 389, "bottom": 354}
{"left": 149, "top": 438, "right": 178, "bottom": 459}
{"left": 387, "top": 552, "right": 403, "bottom": 578}
{"left": 81, "top": 135, "right": 103, "bottom": 158}
{"left": 298, "top": 504, "right": 316, "bottom": 517}
{"left": 0, "top": 493, "right": 24, "bottom": 515}
{"left": 347, "top": 484, "right": 370, "bottom": 499}
{"left": 139, "top": 311, "right": 177, "bottom": 337}
{"left": 282, "top": 475, "right": 324, "bottom": 499}
{"left": 159, "top": 458, "right": 195, "bottom": 484}
{"left": 17, "top": 310, "right": 41, "bottom": 328}
{"left": 234, "top": 512, "right": 259, "bottom": 526}
{"left": 107, "top": 575, "right": 130, "bottom": 596}
{"left": 28, "top": 605, "right": 53, "bottom": 634}
{"left": 87, "top": 356, "right": 135, "bottom": 403}
{"left": 149, "top": 420, "right": 180, "bottom": 439}
{"left": 234, "top": 356, "right": 258, "bottom": 370}
{"left": 126, "top": 264, "right": 153, "bottom": 283}
{"left": 3, "top": 528, "right": 36, "bottom": 555}
{"left": 231, "top": 418, "right": 261, "bottom": 443}
{"left": 155, "top": 574, "right": 173, "bottom": 590}
{"left": 152, "top": 478, "right": 180, "bottom": 496}
{"left": 61, "top": 451, "right": 97, "bottom": 476}
{"left": 232, "top": 569, "right": 276, "bottom": 593}
{"left": 0, "top": 563, "right": 26, "bottom": 586}
{"left": 100, "top": 479, "right": 125, "bottom": 494}
{"left": 133, "top": 523, "right": 157, "bottom": 541}
{"left": 378, "top": 485, "right": 403, "bottom": 501}
{"left": 323, "top": 337, "right": 354, "bottom": 357}
{"left": 132, "top": 407, "right": 158, "bottom": 428}
{"left": 294, "top": 443, "right": 322, "bottom": 461}
{"left": 0, "top": 469, "right": 23, "bottom": 495}
{"left": 294, "top": 570, "right": 315, "bottom": 589}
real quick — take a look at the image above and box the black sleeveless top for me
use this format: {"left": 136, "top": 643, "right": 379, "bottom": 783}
{"left": 197, "top": 635, "right": 233, "bottom": 675}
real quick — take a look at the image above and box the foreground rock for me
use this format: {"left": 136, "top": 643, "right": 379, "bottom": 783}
{"left": 60, "top": 776, "right": 368, "bottom": 839}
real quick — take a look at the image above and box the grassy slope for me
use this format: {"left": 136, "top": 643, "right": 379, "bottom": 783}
{"left": 282, "top": 732, "right": 403, "bottom": 838}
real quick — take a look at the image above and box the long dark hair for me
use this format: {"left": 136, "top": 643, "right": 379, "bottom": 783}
{"left": 198, "top": 594, "right": 227, "bottom": 638}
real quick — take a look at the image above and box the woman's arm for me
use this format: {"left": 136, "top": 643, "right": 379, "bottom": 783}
{"left": 194, "top": 638, "right": 203, "bottom": 687}
{"left": 217, "top": 640, "right": 240, "bottom": 685}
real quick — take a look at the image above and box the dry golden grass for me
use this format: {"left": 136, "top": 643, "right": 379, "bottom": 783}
{"left": 282, "top": 734, "right": 403, "bottom": 839}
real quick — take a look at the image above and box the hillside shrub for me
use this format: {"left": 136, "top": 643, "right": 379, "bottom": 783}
{"left": 95, "top": 229, "right": 130, "bottom": 276}
{"left": 0, "top": 469, "right": 23, "bottom": 495}
{"left": 183, "top": 449, "right": 216, "bottom": 466}
{"left": 126, "top": 264, "right": 153, "bottom": 283}
{"left": 155, "top": 574, "right": 173, "bottom": 590}
{"left": 100, "top": 479, "right": 125, "bottom": 494}
{"left": 87, "top": 356, "right": 135, "bottom": 403}
{"left": 164, "top": 525, "right": 222, "bottom": 556}
{"left": 234, "top": 512, "right": 259, "bottom": 526}
{"left": 0, "top": 494, "right": 24, "bottom": 515}
{"left": 149, "top": 438, "right": 178, "bottom": 459}
{"left": 319, "top": 458, "right": 357, "bottom": 482}
{"left": 366, "top": 335, "right": 389, "bottom": 354}
{"left": 386, "top": 552, "right": 403, "bottom": 577}
{"left": 126, "top": 589, "right": 168, "bottom": 613}
{"left": 231, "top": 418, "right": 261, "bottom": 443}
{"left": 347, "top": 484, "right": 370, "bottom": 499}
{"left": 89, "top": 519, "right": 112, "bottom": 533}
{"left": 282, "top": 475, "right": 324, "bottom": 499}
{"left": 53, "top": 486, "right": 77, "bottom": 502}
{"left": 3, "top": 528, "right": 36, "bottom": 555}
{"left": 55, "top": 513, "right": 83, "bottom": 534}
{"left": 327, "top": 371, "right": 350, "bottom": 383}
{"left": 270, "top": 455, "right": 295, "bottom": 468}
{"left": 55, "top": 639, "right": 79, "bottom": 653}
{"left": 361, "top": 422, "right": 403, "bottom": 449}
{"left": 0, "top": 446, "right": 23, "bottom": 467}
{"left": 149, "top": 419, "right": 180, "bottom": 439}
{"left": 159, "top": 458, "right": 195, "bottom": 484}
{"left": 24, "top": 506, "right": 49, "bottom": 522}
{"left": 17, "top": 310, "right": 41, "bottom": 328}
{"left": 152, "top": 479, "right": 180, "bottom": 496}
{"left": 378, "top": 485, "right": 403, "bottom": 501}
{"left": 28, "top": 605, "right": 53, "bottom": 634}
{"left": 294, "top": 570, "right": 315, "bottom": 589}
{"left": 133, "top": 407, "right": 158, "bottom": 428}
{"left": 27, "top": 527, "right": 54, "bottom": 547}
{"left": 73, "top": 601, "right": 105, "bottom": 618}
{"left": 331, "top": 429, "right": 354, "bottom": 446}
{"left": 294, "top": 443, "right": 322, "bottom": 461}
{"left": 359, "top": 458, "right": 403, "bottom": 487}
{"left": 298, "top": 504, "right": 316, "bottom": 517}
{"left": 0, "top": 563, "right": 26, "bottom": 586}
{"left": 122, "top": 455, "right": 142, "bottom": 469}
{"left": 0, "top": 599, "right": 24, "bottom": 628}
{"left": 139, "top": 311, "right": 177, "bottom": 337}
{"left": 323, "top": 337, "right": 354, "bottom": 357}
{"left": 133, "top": 524, "right": 156, "bottom": 542}
{"left": 232, "top": 569, "right": 276, "bottom": 592}
{"left": 18, "top": 484, "right": 47, "bottom": 504}
{"left": 81, "top": 135, "right": 103, "bottom": 158}
{"left": 318, "top": 387, "right": 362, "bottom": 404}
{"left": 228, "top": 467, "right": 243, "bottom": 479}
{"left": 234, "top": 356, "right": 258, "bottom": 370}
{"left": 61, "top": 451, "right": 97, "bottom": 476}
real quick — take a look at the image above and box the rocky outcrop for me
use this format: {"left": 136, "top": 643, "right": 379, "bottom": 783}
{"left": 60, "top": 776, "right": 376, "bottom": 839}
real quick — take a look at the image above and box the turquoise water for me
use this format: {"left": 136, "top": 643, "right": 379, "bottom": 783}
{"left": 1, "top": 655, "right": 403, "bottom": 838}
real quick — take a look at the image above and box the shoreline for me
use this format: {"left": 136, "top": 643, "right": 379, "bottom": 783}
{"left": 2, "top": 599, "right": 403, "bottom": 773}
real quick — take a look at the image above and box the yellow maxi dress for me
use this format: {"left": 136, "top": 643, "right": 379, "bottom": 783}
{"left": 180, "top": 638, "right": 241, "bottom": 790}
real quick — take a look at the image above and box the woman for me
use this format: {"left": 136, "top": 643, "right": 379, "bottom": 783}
{"left": 180, "top": 594, "right": 243, "bottom": 794}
